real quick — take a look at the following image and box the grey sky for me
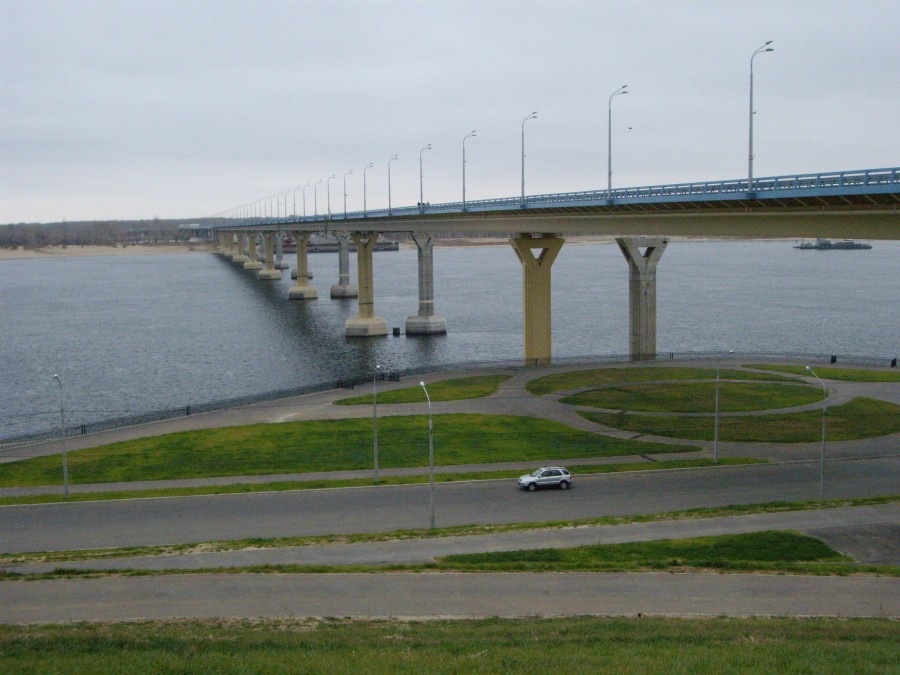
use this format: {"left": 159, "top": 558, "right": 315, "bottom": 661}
{"left": 1, "top": 0, "right": 897, "bottom": 224}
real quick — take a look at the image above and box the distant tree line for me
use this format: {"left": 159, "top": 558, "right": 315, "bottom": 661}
{"left": 0, "top": 218, "right": 222, "bottom": 250}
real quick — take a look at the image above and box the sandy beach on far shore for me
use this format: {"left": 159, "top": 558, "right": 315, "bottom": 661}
{"left": 0, "top": 243, "right": 217, "bottom": 261}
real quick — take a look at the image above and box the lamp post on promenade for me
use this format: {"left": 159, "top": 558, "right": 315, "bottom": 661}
{"left": 373, "top": 364, "right": 381, "bottom": 482}
{"left": 713, "top": 350, "right": 734, "bottom": 464}
{"left": 521, "top": 111, "right": 537, "bottom": 207}
{"left": 806, "top": 366, "right": 827, "bottom": 498}
{"left": 387, "top": 154, "right": 399, "bottom": 215}
{"left": 607, "top": 84, "right": 628, "bottom": 201}
{"left": 363, "top": 162, "right": 374, "bottom": 217}
{"left": 419, "top": 381, "right": 435, "bottom": 529}
{"left": 419, "top": 143, "right": 432, "bottom": 211}
{"left": 462, "top": 130, "right": 476, "bottom": 210}
{"left": 314, "top": 179, "right": 322, "bottom": 218}
{"left": 749, "top": 41, "right": 774, "bottom": 190}
{"left": 52, "top": 375, "right": 69, "bottom": 499}
{"left": 343, "top": 169, "right": 353, "bottom": 218}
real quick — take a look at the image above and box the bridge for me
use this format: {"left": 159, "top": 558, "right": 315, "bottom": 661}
{"left": 212, "top": 166, "right": 899, "bottom": 364}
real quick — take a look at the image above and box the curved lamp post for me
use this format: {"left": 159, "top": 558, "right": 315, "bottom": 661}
{"left": 326, "top": 174, "right": 336, "bottom": 219}
{"left": 419, "top": 143, "right": 432, "bottom": 210}
{"left": 749, "top": 41, "right": 774, "bottom": 190}
{"left": 302, "top": 182, "right": 310, "bottom": 220}
{"left": 314, "top": 179, "right": 323, "bottom": 218}
{"left": 521, "top": 111, "right": 538, "bottom": 207}
{"left": 713, "top": 349, "right": 734, "bottom": 463}
{"left": 373, "top": 364, "right": 381, "bottom": 481}
{"left": 387, "top": 154, "right": 399, "bottom": 215}
{"left": 607, "top": 84, "right": 628, "bottom": 200}
{"left": 419, "top": 381, "right": 435, "bottom": 529}
{"left": 462, "top": 130, "right": 476, "bottom": 210}
{"left": 52, "top": 374, "right": 69, "bottom": 499}
{"left": 363, "top": 162, "right": 374, "bottom": 217}
{"left": 806, "top": 366, "right": 827, "bottom": 498}
{"left": 343, "top": 169, "right": 353, "bottom": 218}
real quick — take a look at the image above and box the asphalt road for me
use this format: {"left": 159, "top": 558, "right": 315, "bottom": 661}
{"left": 2, "top": 457, "right": 897, "bottom": 554}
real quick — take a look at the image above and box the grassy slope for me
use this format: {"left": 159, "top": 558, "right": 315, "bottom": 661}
{"left": 561, "top": 381, "right": 823, "bottom": 412}
{"left": 0, "top": 414, "right": 694, "bottom": 487}
{"left": 0, "top": 617, "right": 896, "bottom": 674}
{"left": 334, "top": 374, "right": 511, "bottom": 405}
{"left": 744, "top": 364, "right": 900, "bottom": 382}
{"left": 581, "top": 397, "right": 900, "bottom": 442}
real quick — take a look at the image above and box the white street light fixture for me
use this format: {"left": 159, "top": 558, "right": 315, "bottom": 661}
{"left": 521, "top": 111, "right": 538, "bottom": 207}
{"left": 608, "top": 84, "right": 629, "bottom": 201}
{"left": 387, "top": 154, "right": 399, "bottom": 215}
{"left": 419, "top": 381, "right": 435, "bottom": 529}
{"left": 713, "top": 349, "right": 734, "bottom": 463}
{"left": 419, "top": 143, "right": 432, "bottom": 210}
{"left": 806, "top": 366, "right": 827, "bottom": 498}
{"left": 373, "top": 364, "right": 381, "bottom": 482}
{"left": 343, "top": 169, "right": 353, "bottom": 218}
{"left": 462, "top": 130, "right": 476, "bottom": 210}
{"left": 749, "top": 41, "right": 774, "bottom": 190}
{"left": 326, "top": 175, "right": 336, "bottom": 219}
{"left": 52, "top": 374, "right": 69, "bottom": 499}
{"left": 314, "top": 179, "right": 323, "bottom": 218}
{"left": 302, "top": 182, "right": 310, "bottom": 220}
{"left": 363, "top": 162, "right": 374, "bottom": 217}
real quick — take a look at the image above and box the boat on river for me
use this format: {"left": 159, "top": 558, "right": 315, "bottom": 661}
{"left": 794, "top": 238, "right": 872, "bottom": 250}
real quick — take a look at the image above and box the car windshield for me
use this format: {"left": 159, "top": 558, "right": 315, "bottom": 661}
{"left": 530, "top": 469, "right": 543, "bottom": 477}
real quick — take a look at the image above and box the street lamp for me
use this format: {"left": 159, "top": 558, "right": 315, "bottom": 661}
{"left": 713, "top": 349, "right": 734, "bottom": 464}
{"left": 314, "top": 179, "right": 323, "bottom": 218}
{"left": 52, "top": 374, "right": 69, "bottom": 499}
{"left": 387, "top": 154, "right": 399, "bottom": 215}
{"left": 608, "top": 84, "right": 628, "bottom": 201}
{"left": 806, "top": 366, "right": 827, "bottom": 498}
{"left": 343, "top": 169, "right": 353, "bottom": 218}
{"left": 419, "top": 143, "right": 432, "bottom": 210}
{"left": 462, "top": 130, "right": 476, "bottom": 210}
{"left": 326, "top": 174, "right": 336, "bottom": 219}
{"left": 419, "top": 381, "right": 435, "bottom": 529}
{"left": 749, "top": 41, "right": 774, "bottom": 190}
{"left": 363, "top": 162, "right": 374, "bottom": 217}
{"left": 521, "top": 111, "right": 538, "bottom": 207}
{"left": 302, "top": 182, "right": 310, "bottom": 220}
{"left": 373, "top": 364, "right": 381, "bottom": 482}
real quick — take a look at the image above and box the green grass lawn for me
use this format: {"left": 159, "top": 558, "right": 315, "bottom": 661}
{"left": 437, "top": 530, "right": 850, "bottom": 572}
{"left": 0, "top": 617, "right": 896, "bottom": 674}
{"left": 334, "top": 374, "right": 511, "bottom": 405}
{"left": 0, "top": 414, "right": 695, "bottom": 487}
{"left": 561, "top": 381, "right": 823, "bottom": 412}
{"left": 525, "top": 366, "right": 795, "bottom": 395}
{"left": 744, "top": 364, "right": 900, "bottom": 382}
{"left": 581, "top": 397, "right": 900, "bottom": 443}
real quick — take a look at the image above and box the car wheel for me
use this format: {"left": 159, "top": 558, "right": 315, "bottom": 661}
{"left": 527, "top": 482, "right": 537, "bottom": 492}
{"left": 559, "top": 480, "right": 570, "bottom": 490}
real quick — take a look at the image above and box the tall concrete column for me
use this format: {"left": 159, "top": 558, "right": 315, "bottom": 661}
{"left": 274, "top": 233, "right": 290, "bottom": 270}
{"left": 243, "top": 234, "right": 262, "bottom": 270}
{"left": 258, "top": 232, "right": 282, "bottom": 280}
{"left": 345, "top": 232, "right": 387, "bottom": 337}
{"left": 232, "top": 233, "right": 249, "bottom": 264}
{"left": 510, "top": 233, "right": 565, "bottom": 365}
{"left": 405, "top": 233, "right": 447, "bottom": 334}
{"left": 330, "top": 231, "right": 359, "bottom": 299}
{"left": 616, "top": 237, "right": 668, "bottom": 361}
{"left": 288, "top": 231, "right": 318, "bottom": 299}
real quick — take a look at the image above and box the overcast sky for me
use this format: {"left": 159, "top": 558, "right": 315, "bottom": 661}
{"left": 1, "top": 0, "right": 897, "bottom": 224}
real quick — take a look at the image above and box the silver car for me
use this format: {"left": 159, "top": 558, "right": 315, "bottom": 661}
{"left": 518, "top": 467, "right": 572, "bottom": 491}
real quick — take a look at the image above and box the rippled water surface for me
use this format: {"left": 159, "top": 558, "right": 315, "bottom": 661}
{"left": 1, "top": 240, "right": 897, "bottom": 436}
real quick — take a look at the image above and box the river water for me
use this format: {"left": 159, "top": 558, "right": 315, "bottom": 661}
{"left": 1, "top": 240, "right": 897, "bottom": 437}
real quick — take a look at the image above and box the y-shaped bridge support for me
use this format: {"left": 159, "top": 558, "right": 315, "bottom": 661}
{"left": 258, "top": 233, "right": 282, "bottom": 280}
{"left": 405, "top": 233, "right": 447, "bottom": 335}
{"left": 274, "top": 233, "right": 290, "bottom": 270}
{"left": 616, "top": 237, "right": 668, "bottom": 361}
{"left": 243, "top": 235, "right": 262, "bottom": 270}
{"left": 345, "top": 232, "right": 387, "bottom": 337}
{"left": 330, "top": 231, "right": 359, "bottom": 299}
{"left": 511, "top": 234, "right": 565, "bottom": 365}
{"left": 232, "top": 233, "right": 249, "bottom": 264}
{"left": 288, "top": 231, "right": 318, "bottom": 299}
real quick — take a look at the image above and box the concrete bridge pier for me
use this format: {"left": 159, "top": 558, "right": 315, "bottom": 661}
{"left": 288, "top": 231, "right": 318, "bottom": 300}
{"left": 274, "top": 233, "right": 290, "bottom": 270}
{"left": 243, "top": 235, "right": 262, "bottom": 270}
{"left": 232, "top": 233, "right": 249, "bottom": 264}
{"left": 616, "top": 236, "right": 668, "bottom": 361}
{"left": 219, "top": 232, "right": 234, "bottom": 259}
{"left": 330, "top": 231, "right": 359, "bottom": 299}
{"left": 511, "top": 233, "right": 565, "bottom": 365}
{"left": 345, "top": 232, "right": 387, "bottom": 337}
{"left": 405, "top": 233, "right": 447, "bottom": 335}
{"left": 258, "top": 233, "right": 282, "bottom": 280}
